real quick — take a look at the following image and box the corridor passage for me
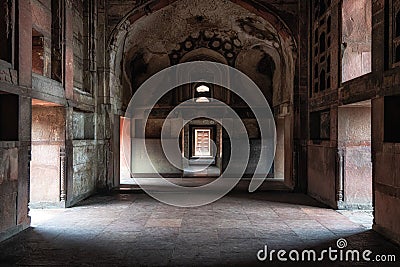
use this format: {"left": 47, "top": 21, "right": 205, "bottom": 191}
{"left": 0, "top": 193, "right": 398, "bottom": 266}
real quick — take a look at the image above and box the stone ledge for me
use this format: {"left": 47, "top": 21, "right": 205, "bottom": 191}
{"left": 32, "top": 73, "right": 66, "bottom": 105}
{"left": 0, "top": 68, "right": 18, "bottom": 85}
{"left": 72, "top": 140, "right": 97, "bottom": 146}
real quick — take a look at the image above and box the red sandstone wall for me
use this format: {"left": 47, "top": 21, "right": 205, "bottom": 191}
{"left": 341, "top": 0, "right": 372, "bottom": 82}
{"left": 338, "top": 106, "right": 372, "bottom": 208}
{"left": 372, "top": 98, "right": 400, "bottom": 245}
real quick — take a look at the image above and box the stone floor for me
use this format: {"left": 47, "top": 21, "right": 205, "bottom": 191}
{"left": 0, "top": 192, "right": 399, "bottom": 266}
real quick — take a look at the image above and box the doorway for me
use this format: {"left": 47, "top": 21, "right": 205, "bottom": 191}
{"left": 338, "top": 100, "right": 373, "bottom": 209}
{"left": 183, "top": 120, "right": 221, "bottom": 177}
{"left": 119, "top": 116, "right": 133, "bottom": 185}
{"left": 30, "top": 99, "right": 66, "bottom": 208}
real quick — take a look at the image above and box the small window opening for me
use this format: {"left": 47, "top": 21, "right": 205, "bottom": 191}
{"left": 194, "top": 84, "right": 211, "bottom": 103}
{"left": 32, "top": 29, "right": 45, "bottom": 75}
{"left": 194, "top": 129, "right": 211, "bottom": 157}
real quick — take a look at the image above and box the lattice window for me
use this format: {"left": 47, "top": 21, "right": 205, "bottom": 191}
{"left": 311, "top": 0, "right": 332, "bottom": 98}
{"left": 194, "top": 129, "right": 211, "bottom": 157}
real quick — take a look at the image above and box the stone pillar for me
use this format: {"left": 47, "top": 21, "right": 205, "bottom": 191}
{"left": 17, "top": 95, "right": 31, "bottom": 229}
{"left": 59, "top": 146, "right": 66, "bottom": 202}
{"left": 336, "top": 148, "right": 344, "bottom": 204}
{"left": 63, "top": 1, "right": 74, "bottom": 206}
{"left": 65, "top": 106, "right": 74, "bottom": 207}
{"left": 17, "top": 0, "right": 32, "bottom": 87}
{"left": 64, "top": 0, "right": 74, "bottom": 100}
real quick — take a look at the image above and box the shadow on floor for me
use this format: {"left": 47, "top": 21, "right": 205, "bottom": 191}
{"left": 1, "top": 228, "right": 398, "bottom": 266}
{"left": 0, "top": 192, "right": 398, "bottom": 267}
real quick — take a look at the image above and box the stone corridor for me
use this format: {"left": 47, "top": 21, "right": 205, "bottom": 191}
{"left": 0, "top": 192, "right": 398, "bottom": 266}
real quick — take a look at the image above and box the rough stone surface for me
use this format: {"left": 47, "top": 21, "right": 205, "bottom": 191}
{"left": 30, "top": 106, "right": 65, "bottom": 207}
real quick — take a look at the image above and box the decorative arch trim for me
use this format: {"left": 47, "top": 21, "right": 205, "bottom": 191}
{"left": 108, "top": 0, "right": 297, "bottom": 50}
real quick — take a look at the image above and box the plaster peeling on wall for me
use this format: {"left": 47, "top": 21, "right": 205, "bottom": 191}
{"left": 0, "top": 148, "right": 18, "bottom": 185}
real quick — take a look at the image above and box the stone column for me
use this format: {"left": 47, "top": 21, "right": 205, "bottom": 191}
{"left": 17, "top": 0, "right": 32, "bottom": 87}
{"left": 64, "top": 0, "right": 74, "bottom": 100}
{"left": 59, "top": 146, "right": 66, "bottom": 202}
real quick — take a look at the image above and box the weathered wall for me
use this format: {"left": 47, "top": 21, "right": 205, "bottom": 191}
{"left": 30, "top": 106, "right": 65, "bottom": 207}
{"left": 67, "top": 110, "right": 101, "bottom": 204}
{"left": 0, "top": 0, "right": 32, "bottom": 242}
{"left": 115, "top": 0, "right": 295, "bottom": 110}
{"left": 130, "top": 119, "right": 170, "bottom": 175}
{"left": 370, "top": 0, "right": 400, "bottom": 245}
{"left": 0, "top": 0, "right": 109, "bottom": 242}
{"left": 72, "top": 140, "right": 97, "bottom": 200}
{"left": 131, "top": 139, "right": 182, "bottom": 175}
{"left": 338, "top": 106, "right": 372, "bottom": 209}
{"left": 373, "top": 97, "right": 400, "bottom": 244}
{"left": 0, "top": 145, "right": 19, "bottom": 240}
{"left": 0, "top": 94, "right": 31, "bottom": 242}
{"left": 341, "top": 0, "right": 372, "bottom": 82}
{"left": 307, "top": 0, "right": 340, "bottom": 208}
{"left": 105, "top": 0, "right": 298, "bottom": 42}
{"left": 307, "top": 145, "right": 337, "bottom": 208}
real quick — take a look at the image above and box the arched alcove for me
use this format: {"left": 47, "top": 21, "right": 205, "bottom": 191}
{"left": 108, "top": 0, "right": 297, "bottom": 188}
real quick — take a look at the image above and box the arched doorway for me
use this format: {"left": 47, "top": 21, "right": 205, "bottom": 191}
{"left": 109, "top": 0, "right": 297, "bottom": 190}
